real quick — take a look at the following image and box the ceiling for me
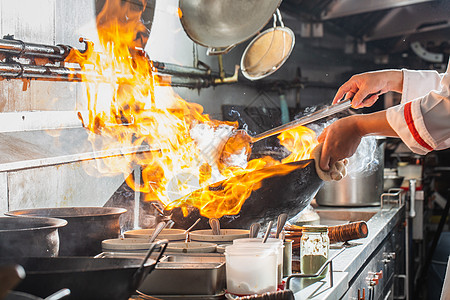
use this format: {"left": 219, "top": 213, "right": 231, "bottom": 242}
{"left": 280, "top": 0, "right": 450, "bottom": 61}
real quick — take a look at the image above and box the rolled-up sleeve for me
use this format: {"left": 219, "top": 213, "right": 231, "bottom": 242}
{"left": 386, "top": 62, "right": 450, "bottom": 154}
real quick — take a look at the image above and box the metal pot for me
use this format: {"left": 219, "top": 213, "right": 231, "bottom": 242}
{"left": 0, "top": 240, "right": 167, "bottom": 300}
{"left": 179, "top": 0, "right": 282, "bottom": 55}
{"left": 315, "top": 138, "right": 385, "bottom": 207}
{"left": 5, "top": 207, "right": 126, "bottom": 256}
{"left": 0, "top": 217, "right": 67, "bottom": 257}
{"left": 384, "top": 175, "right": 404, "bottom": 192}
{"left": 167, "top": 159, "right": 324, "bottom": 229}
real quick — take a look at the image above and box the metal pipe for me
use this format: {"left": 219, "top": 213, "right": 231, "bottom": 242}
{"left": 156, "top": 74, "right": 212, "bottom": 89}
{"left": 0, "top": 62, "right": 83, "bottom": 81}
{"left": 0, "top": 38, "right": 70, "bottom": 60}
{"left": 152, "top": 61, "right": 210, "bottom": 77}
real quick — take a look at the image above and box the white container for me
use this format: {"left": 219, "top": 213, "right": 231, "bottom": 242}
{"left": 123, "top": 228, "right": 185, "bottom": 241}
{"left": 233, "top": 238, "right": 284, "bottom": 283}
{"left": 225, "top": 245, "right": 277, "bottom": 295}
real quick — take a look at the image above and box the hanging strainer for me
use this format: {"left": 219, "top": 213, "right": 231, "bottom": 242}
{"left": 241, "top": 9, "right": 295, "bottom": 80}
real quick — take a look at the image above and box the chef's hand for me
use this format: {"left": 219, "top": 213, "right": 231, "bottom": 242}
{"left": 318, "top": 116, "right": 363, "bottom": 171}
{"left": 318, "top": 111, "right": 397, "bottom": 171}
{"left": 332, "top": 70, "right": 403, "bottom": 109}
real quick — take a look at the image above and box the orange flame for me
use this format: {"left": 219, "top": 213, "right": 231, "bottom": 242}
{"left": 66, "top": 0, "right": 318, "bottom": 219}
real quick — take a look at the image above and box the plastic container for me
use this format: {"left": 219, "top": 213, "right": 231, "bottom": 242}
{"left": 233, "top": 238, "right": 284, "bottom": 284}
{"left": 123, "top": 228, "right": 185, "bottom": 241}
{"left": 225, "top": 245, "right": 277, "bottom": 295}
{"left": 102, "top": 238, "right": 154, "bottom": 254}
{"left": 300, "top": 225, "right": 329, "bottom": 279}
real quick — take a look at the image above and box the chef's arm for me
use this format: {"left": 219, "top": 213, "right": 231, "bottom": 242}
{"left": 318, "top": 111, "right": 397, "bottom": 171}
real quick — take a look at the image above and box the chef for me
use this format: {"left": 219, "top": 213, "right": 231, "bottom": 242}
{"left": 318, "top": 60, "right": 450, "bottom": 299}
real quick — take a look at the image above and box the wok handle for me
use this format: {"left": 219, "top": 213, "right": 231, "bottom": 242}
{"left": 251, "top": 99, "right": 352, "bottom": 143}
{"left": 132, "top": 239, "right": 168, "bottom": 289}
{"left": 141, "top": 239, "right": 168, "bottom": 270}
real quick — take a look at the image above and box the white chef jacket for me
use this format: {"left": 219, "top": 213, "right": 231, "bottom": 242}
{"left": 386, "top": 61, "right": 450, "bottom": 299}
{"left": 386, "top": 60, "right": 450, "bottom": 154}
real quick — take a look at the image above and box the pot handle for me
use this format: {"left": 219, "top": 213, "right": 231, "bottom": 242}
{"left": 207, "top": 45, "right": 236, "bottom": 56}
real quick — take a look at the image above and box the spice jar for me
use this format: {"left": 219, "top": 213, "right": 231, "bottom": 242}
{"left": 300, "top": 225, "right": 329, "bottom": 279}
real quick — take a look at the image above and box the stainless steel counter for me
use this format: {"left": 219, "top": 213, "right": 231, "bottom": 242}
{"left": 290, "top": 202, "right": 406, "bottom": 299}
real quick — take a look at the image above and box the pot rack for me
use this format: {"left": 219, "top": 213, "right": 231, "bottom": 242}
{"left": 0, "top": 35, "right": 238, "bottom": 89}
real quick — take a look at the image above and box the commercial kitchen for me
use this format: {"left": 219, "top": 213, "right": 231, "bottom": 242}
{"left": 0, "top": 0, "right": 449, "bottom": 299}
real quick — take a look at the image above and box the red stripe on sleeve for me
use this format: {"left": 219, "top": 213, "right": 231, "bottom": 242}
{"left": 404, "top": 102, "right": 433, "bottom": 151}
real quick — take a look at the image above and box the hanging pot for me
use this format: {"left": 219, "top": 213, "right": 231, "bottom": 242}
{"left": 179, "top": 0, "right": 282, "bottom": 55}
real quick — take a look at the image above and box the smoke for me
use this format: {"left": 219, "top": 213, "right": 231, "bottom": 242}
{"left": 346, "top": 136, "right": 380, "bottom": 178}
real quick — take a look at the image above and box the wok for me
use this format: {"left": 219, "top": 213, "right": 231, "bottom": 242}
{"left": 179, "top": 0, "right": 282, "bottom": 54}
{"left": 0, "top": 217, "right": 67, "bottom": 257}
{"left": 0, "top": 240, "right": 168, "bottom": 300}
{"left": 167, "top": 159, "right": 323, "bottom": 229}
{"left": 6, "top": 207, "right": 126, "bottom": 256}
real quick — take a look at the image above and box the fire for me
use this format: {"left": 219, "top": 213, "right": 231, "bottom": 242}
{"left": 66, "top": 0, "right": 318, "bottom": 220}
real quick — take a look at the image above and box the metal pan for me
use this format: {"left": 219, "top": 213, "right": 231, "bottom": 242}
{"left": 166, "top": 159, "right": 323, "bottom": 229}
{"left": 179, "top": 0, "right": 282, "bottom": 55}
{"left": 6, "top": 207, "right": 126, "bottom": 256}
{"left": 0, "top": 217, "right": 67, "bottom": 258}
{"left": 0, "top": 240, "right": 168, "bottom": 300}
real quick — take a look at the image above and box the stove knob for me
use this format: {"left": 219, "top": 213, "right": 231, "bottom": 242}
{"left": 366, "top": 270, "right": 382, "bottom": 286}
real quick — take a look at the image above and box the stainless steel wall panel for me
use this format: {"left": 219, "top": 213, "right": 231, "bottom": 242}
{"left": 29, "top": 81, "right": 76, "bottom": 111}
{"left": 55, "top": 0, "right": 97, "bottom": 47}
{"left": 1, "top": 0, "right": 55, "bottom": 44}
{"left": 7, "top": 159, "right": 126, "bottom": 210}
{"left": 0, "top": 80, "right": 32, "bottom": 112}
{"left": 0, "top": 172, "right": 7, "bottom": 214}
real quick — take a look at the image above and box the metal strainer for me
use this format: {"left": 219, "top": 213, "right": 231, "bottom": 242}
{"left": 241, "top": 10, "right": 295, "bottom": 80}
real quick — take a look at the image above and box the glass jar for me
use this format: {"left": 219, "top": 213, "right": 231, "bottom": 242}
{"left": 300, "top": 225, "right": 329, "bottom": 279}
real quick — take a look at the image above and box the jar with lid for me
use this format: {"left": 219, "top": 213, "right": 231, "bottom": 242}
{"left": 300, "top": 225, "right": 329, "bottom": 279}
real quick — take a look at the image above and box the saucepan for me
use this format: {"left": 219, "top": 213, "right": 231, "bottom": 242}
{"left": 166, "top": 159, "right": 324, "bottom": 229}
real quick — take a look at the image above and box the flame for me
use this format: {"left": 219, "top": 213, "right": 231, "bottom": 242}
{"left": 66, "top": 0, "right": 318, "bottom": 219}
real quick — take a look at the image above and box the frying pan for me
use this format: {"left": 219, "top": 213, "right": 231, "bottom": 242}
{"left": 0, "top": 240, "right": 168, "bottom": 300}
{"left": 166, "top": 159, "right": 323, "bottom": 229}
